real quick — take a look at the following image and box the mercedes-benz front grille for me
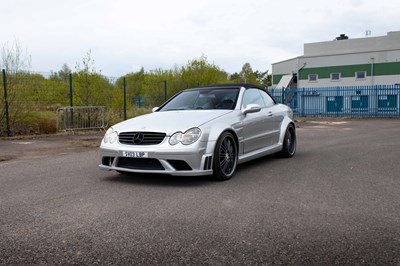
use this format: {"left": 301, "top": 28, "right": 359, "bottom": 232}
{"left": 119, "top": 132, "right": 166, "bottom": 145}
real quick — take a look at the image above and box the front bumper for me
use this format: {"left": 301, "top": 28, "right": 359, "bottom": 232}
{"left": 99, "top": 141, "right": 214, "bottom": 176}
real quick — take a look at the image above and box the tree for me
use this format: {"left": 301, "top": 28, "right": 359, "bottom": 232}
{"left": 74, "top": 50, "right": 96, "bottom": 106}
{"left": 233, "top": 63, "right": 272, "bottom": 87}
{"left": 73, "top": 50, "right": 113, "bottom": 107}
{"left": 117, "top": 68, "right": 145, "bottom": 105}
{"left": 229, "top": 72, "right": 241, "bottom": 83}
{"left": 57, "top": 63, "right": 71, "bottom": 82}
{"left": 180, "top": 55, "right": 228, "bottom": 88}
{"left": 0, "top": 40, "right": 32, "bottom": 135}
{"left": 239, "top": 63, "right": 257, "bottom": 84}
{"left": 113, "top": 68, "right": 147, "bottom": 115}
{"left": 254, "top": 70, "right": 272, "bottom": 88}
{"left": 0, "top": 39, "right": 31, "bottom": 73}
{"left": 69, "top": 51, "right": 115, "bottom": 131}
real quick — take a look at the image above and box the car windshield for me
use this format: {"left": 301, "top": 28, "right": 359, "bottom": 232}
{"left": 159, "top": 88, "right": 240, "bottom": 111}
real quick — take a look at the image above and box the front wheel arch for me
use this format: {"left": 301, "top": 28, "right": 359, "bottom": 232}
{"left": 212, "top": 131, "right": 238, "bottom": 181}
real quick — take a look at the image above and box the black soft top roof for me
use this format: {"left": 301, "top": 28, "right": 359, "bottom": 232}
{"left": 187, "top": 83, "right": 263, "bottom": 91}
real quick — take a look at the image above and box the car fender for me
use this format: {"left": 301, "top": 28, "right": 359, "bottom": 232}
{"left": 278, "top": 116, "right": 295, "bottom": 145}
{"left": 201, "top": 121, "right": 239, "bottom": 155}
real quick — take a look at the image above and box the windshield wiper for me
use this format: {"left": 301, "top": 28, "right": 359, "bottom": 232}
{"left": 163, "top": 108, "right": 186, "bottom": 111}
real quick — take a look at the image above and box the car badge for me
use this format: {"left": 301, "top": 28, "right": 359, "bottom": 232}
{"left": 132, "top": 133, "right": 145, "bottom": 144}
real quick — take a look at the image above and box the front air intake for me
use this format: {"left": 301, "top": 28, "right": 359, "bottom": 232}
{"left": 117, "top": 157, "right": 165, "bottom": 170}
{"left": 203, "top": 156, "right": 213, "bottom": 170}
{"left": 167, "top": 160, "right": 192, "bottom": 171}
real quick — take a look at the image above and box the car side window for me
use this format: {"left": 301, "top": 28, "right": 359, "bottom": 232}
{"left": 260, "top": 90, "right": 275, "bottom": 107}
{"left": 242, "top": 89, "right": 266, "bottom": 108}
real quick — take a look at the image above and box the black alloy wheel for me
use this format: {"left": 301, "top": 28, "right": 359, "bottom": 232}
{"left": 279, "top": 124, "right": 296, "bottom": 158}
{"left": 213, "top": 132, "right": 237, "bottom": 181}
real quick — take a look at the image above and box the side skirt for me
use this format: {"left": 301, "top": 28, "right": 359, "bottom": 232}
{"left": 237, "top": 144, "right": 282, "bottom": 164}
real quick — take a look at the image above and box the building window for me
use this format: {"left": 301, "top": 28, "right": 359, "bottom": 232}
{"left": 308, "top": 74, "right": 318, "bottom": 82}
{"left": 330, "top": 73, "right": 341, "bottom": 81}
{"left": 356, "top": 71, "right": 366, "bottom": 79}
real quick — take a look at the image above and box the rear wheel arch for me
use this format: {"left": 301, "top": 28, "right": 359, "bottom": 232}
{"left": 278, "top": 123, "right": 296, "bottom": 158}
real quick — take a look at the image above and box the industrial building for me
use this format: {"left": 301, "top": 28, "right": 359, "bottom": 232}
{"left": 272, "top": 31, "right": 400, "bottom": 89}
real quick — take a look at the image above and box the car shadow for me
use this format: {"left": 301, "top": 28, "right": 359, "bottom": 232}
{"left": 103, "top": 172, "right": 215, "bottom": 187}
{"left": 235, "top": 154, "right": 276, "bottom": 172}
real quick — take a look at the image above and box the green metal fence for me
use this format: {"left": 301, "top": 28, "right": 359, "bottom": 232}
{"left": 0, "top": 69, "right": 181, "bottom": 136}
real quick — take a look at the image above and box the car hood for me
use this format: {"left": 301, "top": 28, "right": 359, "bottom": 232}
{"left": 112, "top": 110, "right": 232, "bottom": 135}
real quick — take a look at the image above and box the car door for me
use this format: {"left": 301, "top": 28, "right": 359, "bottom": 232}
{"left": 241, "top": 88, "right": 275, "bottom": 154}
{"left": 259, "top": 89, "right": 283, "bottom": 145}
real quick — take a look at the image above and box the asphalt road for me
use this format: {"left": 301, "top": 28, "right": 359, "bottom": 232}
{"left": 1, "top": 119, "right": 400, "bottom": 265}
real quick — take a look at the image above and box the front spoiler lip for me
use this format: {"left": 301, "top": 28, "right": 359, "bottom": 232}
{"left": 99, "top": 164, "right": 213, "bottom": 176}
{"left": 99, "top": 143, "right": 213, "bottom": 176}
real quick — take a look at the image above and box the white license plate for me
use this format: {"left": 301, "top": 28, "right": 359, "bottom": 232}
{"left": 122, "top": 151, "right": 148, "bottom": 158}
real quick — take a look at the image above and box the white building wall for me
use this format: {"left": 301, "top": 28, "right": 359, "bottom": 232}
{"left": 304, "top": 31, "right": 400, "bottom": 57}
{"left": 299, "top": 50, "right": 400, "bottom": 68}
{"left": 299, "top": 75, "right": 400, "bottom": 88}
{"left": 272, "top": 58, "right": 298, "bottom": 75}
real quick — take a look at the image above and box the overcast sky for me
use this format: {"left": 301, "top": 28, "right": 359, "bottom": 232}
{"left": 2, "top": 0, "right": 399, "bottom": 77}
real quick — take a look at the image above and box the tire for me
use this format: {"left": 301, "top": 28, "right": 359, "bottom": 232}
{"left": 212, "top": 132, "right": 238, "bottom": 181}
{"left": 278, "top": 124, "right": 296, "bottom": 158}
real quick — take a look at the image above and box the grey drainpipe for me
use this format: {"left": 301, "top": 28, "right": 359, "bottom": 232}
{"left": 370, "top": 57, "right": 374, "bottom": 86}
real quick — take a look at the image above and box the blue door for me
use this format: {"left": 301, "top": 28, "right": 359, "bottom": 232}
{"left": 326, "top": 96, "right": 343, "bottom": 112}
{"left": 351, "top": 95, "right": 368, "bottom": 112}
{"left": 378, "top": 95, "right": 397, "bottom": 110}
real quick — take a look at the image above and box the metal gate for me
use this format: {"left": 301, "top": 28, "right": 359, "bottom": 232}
{"left": 56, "top": 106, "right": 107, "bottom": 131}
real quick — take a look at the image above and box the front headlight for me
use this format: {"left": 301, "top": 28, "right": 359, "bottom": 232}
{"left": 169, "top": 128, "right": 201, "bottom": 145}
{"left": 104, "top": 127, "right": 118, "bottom": 144}
{"left": 181, "top": 128, "right": 201, "bottom": 145}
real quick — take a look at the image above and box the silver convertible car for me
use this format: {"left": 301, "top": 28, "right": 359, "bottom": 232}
{"left": 99, "top": 84, "right": 296, "bottom": 180}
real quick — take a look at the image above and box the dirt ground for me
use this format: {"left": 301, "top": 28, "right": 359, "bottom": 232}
{"left": 0, "top": 131, "right": 104, "bottom": 163}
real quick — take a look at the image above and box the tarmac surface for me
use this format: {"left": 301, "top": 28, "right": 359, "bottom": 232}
{"left": 0, "top": 131, "right": 104, "bottom": 162}
{"left": 0, "top": 119, "right": 400, "bottom": 265}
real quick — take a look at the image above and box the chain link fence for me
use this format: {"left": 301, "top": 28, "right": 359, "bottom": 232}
{"left": 0, "top": 69, "right": 175, "bottom": 136}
